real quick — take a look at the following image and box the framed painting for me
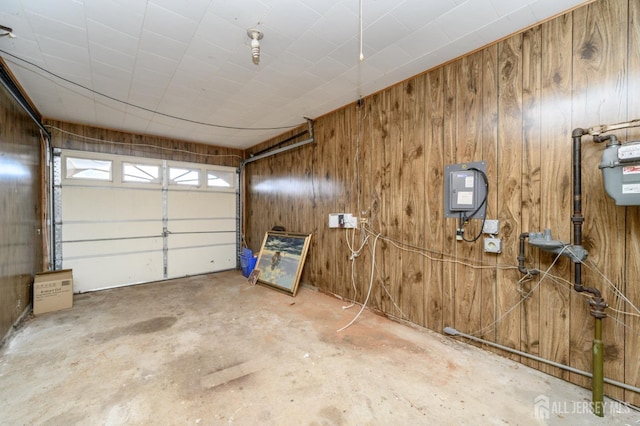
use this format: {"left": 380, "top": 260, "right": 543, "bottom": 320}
{"left": 254, "top": 231, "right": 312, "bottom": 296}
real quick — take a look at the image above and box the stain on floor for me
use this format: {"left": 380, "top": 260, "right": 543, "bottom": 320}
{"left": 1, "top": 271, "right": 638, "bottom": 425}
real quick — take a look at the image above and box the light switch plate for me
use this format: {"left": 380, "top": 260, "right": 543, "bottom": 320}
{"left": 328, "top": 213, "right": 357, "bottom": 228}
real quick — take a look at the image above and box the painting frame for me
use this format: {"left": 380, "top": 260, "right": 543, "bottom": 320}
{"left": 254, "top": 231, "right": 312, "bottom": 296}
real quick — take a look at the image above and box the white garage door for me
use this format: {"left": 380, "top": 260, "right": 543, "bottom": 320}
{"left": 53, "top": 149, "right": 237, "bottom": 293}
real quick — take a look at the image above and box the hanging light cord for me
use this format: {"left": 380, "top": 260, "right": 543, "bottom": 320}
{"left": 359, "top": 0, "right": 364, "bottom": 61}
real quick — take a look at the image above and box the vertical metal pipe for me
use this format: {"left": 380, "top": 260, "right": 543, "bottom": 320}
{"left": 593, "top": 318, "right": 604, "bottom": 416}
{"left": 161, "top": 160, "right": 168, "bottom": 279}
{"left": 571, "top": 128, "right": 605, "bottom": 416}
{"left": 517, "top": 233, "right": 539, "bottom": 275}
{"left": 237, "top": 165, "right": 244, "bottom": 269}
{"left": 572, "top": 132, "right": 584, "bottom": 292}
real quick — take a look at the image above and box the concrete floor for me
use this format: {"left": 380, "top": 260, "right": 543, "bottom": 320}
{"left": 1, "top": 271, "right": 638, "bottom": 425}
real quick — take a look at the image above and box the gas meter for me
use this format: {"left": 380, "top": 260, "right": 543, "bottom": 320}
{"left": 599, "top": 140, "right": 640, "bottom": 205}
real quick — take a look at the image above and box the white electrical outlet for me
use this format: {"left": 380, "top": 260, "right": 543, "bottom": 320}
{"left": 484, "top": 237, "right": 502, "bottom": 253}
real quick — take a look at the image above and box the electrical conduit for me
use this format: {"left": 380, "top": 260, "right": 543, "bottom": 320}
{"left": 443, "top": 327, "right": 640, "bottom": 395}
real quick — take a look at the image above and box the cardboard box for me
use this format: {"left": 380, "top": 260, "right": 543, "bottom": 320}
{"left": 33, "top": 269, "right": 73, "bottom": 315}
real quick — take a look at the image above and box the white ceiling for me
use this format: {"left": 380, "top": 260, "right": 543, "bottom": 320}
{"left": 0, "top": 0, "right": 588, "bottom": 150}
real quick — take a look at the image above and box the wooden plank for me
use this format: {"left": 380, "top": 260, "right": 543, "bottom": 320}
{"left": 538, "top": 12, "right": 573, "bottom": 381}
{"left": 495, "top": 35, "right": 524, "bottom": 360}
{"left": 520, "top": 25, "right": 543, "bottom": 370}
{"left": 383, "top": 85, "right": 404, "bottom": 316}
{"left": 401, "top": 76, "right": 426, "bottom": 326}
{"left": 334, "top": 106, "right": 354, "bottom": 300}
{"left": 441, "top": 63, "right": 457, "bottom": 330}
{"left": 0, "top": 89, "right": 42, "bottom": 340}
{"left": 571, "top": 0, "right": 627, "bottom": 399}
{"left": 347, "top": 103, "right": 360, "bottom": 302}
{"left": 424, "top": 68, "right": 445, "bottom": 332}
{"left": 312, "top": 117, "right": 335, "bottom": 293}
{"left": 253, "top": 174, "right": 266, "bottom": 251}
{"left": 271, "top": 147, "right": 285, "bottom": 232}
{"left": 368, "top": 92, "right": 386, "bottom": 313}
{"left": 480, "top": 44, "right": 498, "bottom": 343}
{"left": 323, "top": 112, "right": 340, "bottom": 296}
{"left": 303, "top": 128, "right": 320, "bottom": 288}
{"left": 259, "top": 157, "right": 275, "bottom": 240}
{"left": 625, "top": 0, "right": 640, "bottom": 407}
{"left": 453, "top": 52, "right": 484, "bottom": 336}
{"left": 351, "top": 99, "right": 373, "bottom": 308}
{"left": 301, "top": 132, "right": 318, "bottom": 287}
{"left": 285, "top": 134, "right": 315, "bottom": 261}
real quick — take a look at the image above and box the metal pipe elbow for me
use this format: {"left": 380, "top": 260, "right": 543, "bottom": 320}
{"left": 518, "top": 233, "right": 539, "bottom": 275}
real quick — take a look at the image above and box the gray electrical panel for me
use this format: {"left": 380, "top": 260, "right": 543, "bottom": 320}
{"left": 444, "top": 161, "right": 487, "bottom": 219}
{"left": 449, "top": 169, "right": 479, "bottom": 211}
{"left": 599, "top": 140, "right": 640, "bottom": 206}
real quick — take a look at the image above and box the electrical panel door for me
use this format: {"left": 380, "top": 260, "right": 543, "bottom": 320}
{"left": 449, "top": 170, "right": 479, "bottom": 211}
{"left": 444, "top": 161, "right": 487, "bottom": 219}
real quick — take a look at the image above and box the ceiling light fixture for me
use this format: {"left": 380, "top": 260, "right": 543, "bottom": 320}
{"left": 0, "top": 24, "right": 15, "bottom": 38}
{"left": 247, "top": 29, "right": 263, "bottom": 65}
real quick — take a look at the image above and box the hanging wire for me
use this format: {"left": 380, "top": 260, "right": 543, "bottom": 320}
{"left": 337, "top": 232, "right": 381, "bottom": 332}
{"left": 0, "top": 49, "right": 302, "bottom": 131}
{"left": 359, "top": 0, "right": 364, "bottom": 61}
{"left": 339, "top": 224, "right": 640, "bottom": 337}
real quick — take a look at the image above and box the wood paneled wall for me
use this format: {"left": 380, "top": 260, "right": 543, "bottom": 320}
{"left": 245, "top": 0, "right": 640, "bottom": 405}
{"left": 45, "top": 120, "right": 243, "bottom": 168}
{"left": 0, "top": 80, "right": 42, "bottom": 342}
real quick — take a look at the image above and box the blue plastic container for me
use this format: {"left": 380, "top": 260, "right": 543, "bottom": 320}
{"left": 240, "top": 248, "right": 258, "bottom": 277}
